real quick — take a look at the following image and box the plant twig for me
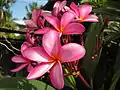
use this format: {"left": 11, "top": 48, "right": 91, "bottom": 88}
{"left": 0, "top": 42, "right": 17, "bottom": 55}
{"left": 4, "top": 36, "right": 20, "bottom": 51}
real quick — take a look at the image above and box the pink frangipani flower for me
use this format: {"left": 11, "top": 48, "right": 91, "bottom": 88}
{"left": 35, "top": 11, "right": 85, "bottom": 35}
{"left": 52, "top": 0, "right": 70, "bottom": 16}
{"left": 70, "top": 2, "right": 98, "bottom": 22}
{"left": 23, "top": 30, "right": 86, "bottom": 89}
{"left": 24, "top": 9, "right": 43, "bottom": 30}
{"left": 11, "top": 42, "right": 33, "bottom": 72}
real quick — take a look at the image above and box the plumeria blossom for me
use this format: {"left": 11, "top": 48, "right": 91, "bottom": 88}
{"left": 70, "top": 2, "right": 98, "bottom": 22}
{"left": 24, "top": 9, "right": 43, "bottom": 30}
{"left": 52, "top": 0, "right": 70, "bottom": 16}
{"left": 35, "top": 11, "right": 85, "bottom": 35}
{"left": 11, "top": 1, "right": 99, "bottom": 89}
{"left": 23, "top": 30, "right": 86, "bottom": 89}
{"left": 11, "top": 42, "right": 33, "bottom": 72}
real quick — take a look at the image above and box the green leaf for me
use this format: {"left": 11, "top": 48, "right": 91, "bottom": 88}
{"left": 0, "top": 77, "right": 55, "bottom": 90}
{"left": 0, "top": 88, "right": 21, "bottom": 90}
{"left": 82, "top": 15, "right": 104, "bottom": 77}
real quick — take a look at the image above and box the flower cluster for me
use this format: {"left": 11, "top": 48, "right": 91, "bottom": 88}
{"left": 11, "top": 1, "right": 98, "bottom": 89}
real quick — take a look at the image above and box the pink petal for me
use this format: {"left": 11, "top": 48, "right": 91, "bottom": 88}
{"left": 79, "top": 4, "right": 92, "bottom": 18}
{"left": 23, "top": 47, "right": 50, "bottom": 62}
{"left": 24, "top": 20, "right": 37, "bottom": 28}
{"left": 61, "top": 11, "right": 75, "bottom": 29}
{"left": 64, "top": 23, "right": 85, "bottom": 34}
{"left": 35, "top": 27, "right": 55, "bottom": 34}
{"left": 70, "top": 2, "right": 79, "bottom": 17}
{"left": 21, "top": 42, "right": 31, "bottom": 55}
{"left": 43, "top": 30, "right": 61, "bottom": 56}
{"left": 44, "top": 15, "right": 60, "bottom": 30}
{"left": 52, "top": 7, "right": 59, "bottom": 16}
{"left": 41, "top": 10, "right": 52, "bottom": 16}
{"left": 10, "top": 64, "right": 28, "bottom": 72}
{"left": 59, "top": 1, "right": 67, "bottom": 12}
{"left": 84, "top": 15, "right": 98, "bottom": 22}
{"left": 50, "top": 61, "right": 64, "bottom": 89}
{"left": 27, "top": 62, "right": 55, "bottom": 79}
{"left": 60, "top": 43, "right": 86, "bottom": 62}
{"left": 27, "top": 64, "right": 33, "bottom": 72}
{"left": 12, "top": 55, "right": 26, "bottom": 63}
{"left": 32, "top": 9, "right": 41, "bottom": 23}
{"left": 53, "top": 1, "right": 61, "bottom": 8}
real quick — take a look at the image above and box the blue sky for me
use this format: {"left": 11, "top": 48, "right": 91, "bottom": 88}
{"left": 10, "top": 0, "right": 48, "bottom": 19}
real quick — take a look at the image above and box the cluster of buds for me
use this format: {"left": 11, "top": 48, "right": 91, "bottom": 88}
{"left": 11, "top": 0, "right": 98, "bottom": 89}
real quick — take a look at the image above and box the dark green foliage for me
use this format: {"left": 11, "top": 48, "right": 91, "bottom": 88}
{"left": 0, "top": 77, "right": 55, "bottom": 90}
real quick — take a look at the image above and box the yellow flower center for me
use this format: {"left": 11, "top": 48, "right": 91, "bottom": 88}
{"left": 60, "top": 26, "right": 63, "bottom": 32}
{"left": 79, "top": 16, "right": 85, "bottom": 22}
{"left": 49, "top": 54, "right": 61, "bottom": 62}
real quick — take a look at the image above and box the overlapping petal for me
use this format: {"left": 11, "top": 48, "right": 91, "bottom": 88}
{"left": 21, "top": 42, "right": 31, "bottom": 54}
{"left": 70, "top": 2, "right": 79, "bottom": 17}
{"left": 27, "top": 64, "right": 33, "bottom": 72}
{"left": 60, "top": 43, "right": 86, "bottom": 62}
{"left": 43, "top": 30, "right": 61, "bottom": 56}
{"left": 44, "top": 15, "right": 60, "bottom": 30}
{"left": 61, "top": 11, "right": 75, "bottom": 29}
{"left": 79, "top": 4, "right": 92, "bottom": 18}
{"left": 64, "top": 23, "right": 85, "bottom": 34}
{"left": 35, "top": 27, "right": 55, "bottom": 34}
{"left": 50, "top": 61, "right": 64, "bottom": 89}
{"left": 27, "top": 62, "right": 55, "bottom": 79}
{"left": 23, "top": 47, "right": 50, "bottom": 62}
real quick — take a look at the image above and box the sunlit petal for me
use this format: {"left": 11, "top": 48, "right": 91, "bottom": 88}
{"left": 27, "top": 62, "right": 55, "bottom": 79}
{"left": 50, "top": 61, "right": 64, "bottom": 89}
{"left": 60, "top": 43, "right": 86, "bottom": 62}
{"left": 64, "top": 23, "right": 85, "bottom": 34}
{"left": 43, "top": 30, "right": 61, "bottom": 56}
{"left": 23, "top": 47, "right": 50, "bottom": 62}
